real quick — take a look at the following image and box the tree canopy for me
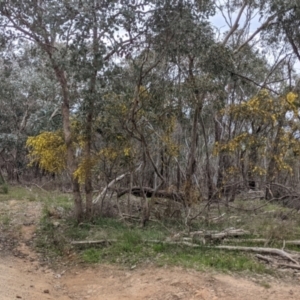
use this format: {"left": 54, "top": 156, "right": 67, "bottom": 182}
{"left": 1, "top": 0, "right": 300, "bottom": 222}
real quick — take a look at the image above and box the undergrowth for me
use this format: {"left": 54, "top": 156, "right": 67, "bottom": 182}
{"left": 2, "top": 185, "right": 300, "bottom": 275}
{"left": 0, "top": 183, "right": 8, "bottom": 194}
{"left": 35, "top": 194, "right": 300, "bottom": 275}
{"left": 35, "top": 211, "right": 273, "bottom": 274}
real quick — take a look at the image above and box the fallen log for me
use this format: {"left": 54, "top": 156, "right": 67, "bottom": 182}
{"left": 115, "top": 186, "right": 184, "bottom": 202}
{"left": 93, "top": 164, "right": 143, "bottom": 204}
{"left": 70, "top": 237, "right": 300, "bottom": 267}
{"left": 255, "top": 254, "right": 275, "bottom": 264}
{"left": 190, "top": 228, "right": 250, "bottom": 241}
{"left": 214, "top": 245, "right": 299, "bottom": 265}
{"left": 145, "top": 239, "right": 200, "bottom": 247}
{"left": 71, "top": 239, "right": 117, "bottom": 245}
{"left": 223, "top": 238, "right": 300, "bottom": 246}
{"left": 256, "top": 254, "right": 300, "bottom": 270}
{"left": 93, "top": 173, "right": 131, "bottom": 204}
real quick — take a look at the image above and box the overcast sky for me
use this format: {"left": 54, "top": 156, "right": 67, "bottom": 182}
{"left": 210, "top": 10, "right": 300, "bottom": 74}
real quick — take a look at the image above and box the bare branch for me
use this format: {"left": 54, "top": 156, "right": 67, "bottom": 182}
{"left": 222, "top": 1, "right": 248, "bottom": 46}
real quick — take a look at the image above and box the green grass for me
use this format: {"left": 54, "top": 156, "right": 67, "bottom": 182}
{"left": 0, "top": 185, "right": 73, "bottom": 259}
{"left": 41, "top": 193, "right": 73, "bottom": 211}
{"left": 0, "top": 183, "right": 9, "bottom": 194}
{"left": 161, "top": 246, "right": 269, "bottom": 273}
{"left": 0, "top": 185, "right": 73, "bottom": 208}
{"left": 34, "top": 199, "right": 296, "bottom": 275}
{"left": 0, "top": 214, "right": 11, "bottom": 227}
{"left": 78, "top": 227, "right": 269, "bottom": 274}
{"left": 82, "top": 248, "right": 102, "bottom": 263}
{"left": 35, "top": 215, "right": 71, "bottom": 258}
{"left": 58, "top": 216, "right": 269, "bottom": 274}
{"left": 0, "top": 185, "right": 46, "bottom": 201}
{"left": 1, "top": 185, "right": 299, "bottom": 276}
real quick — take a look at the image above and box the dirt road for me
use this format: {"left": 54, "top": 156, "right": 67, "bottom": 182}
{"left": 1, "top": 199, "right": 300, "bottom": 300}
{"left": 1, "top": 253, "right": 300, "bottom": 300}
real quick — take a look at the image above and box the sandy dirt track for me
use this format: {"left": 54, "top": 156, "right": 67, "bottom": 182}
{"left": 1, "top": 199, "right": 300, "bottom": 300}
{"left": 1, "top": 249, "right": 300, "bottom": 300}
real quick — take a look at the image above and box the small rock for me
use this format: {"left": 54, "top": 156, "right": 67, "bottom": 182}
{"left": 43, "top": 289, "right": 50, "bottom": 294}
{"left": 52, "top": 221, "right": 60, "bottom": 228}
{"left": 16, "top": 296, "right": 22, "bottom": 299}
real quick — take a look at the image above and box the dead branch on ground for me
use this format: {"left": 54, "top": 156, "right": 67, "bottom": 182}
{"left": 115, "top": 186, "right": 184, "bottom": 202}
{"left": 214, "top": 245, "right": 298, "bottom": 264}
{"left": 71, "top": 239, "right": 117, "bottom": 245}
{"left": 223, "top": 238, "right": 300, "bottom": 246}
{"left": 256, "top": 254, "right": 300, "bottom": 270}
{"left": 189, "top": 228, "right": 250, "bottom": 241}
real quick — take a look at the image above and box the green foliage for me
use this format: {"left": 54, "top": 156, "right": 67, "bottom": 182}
{"left": 215, "top": 90, "right": 300, "bottom": 180}
{"left": 0, "top": 183, "right": 8, "bottom": 194}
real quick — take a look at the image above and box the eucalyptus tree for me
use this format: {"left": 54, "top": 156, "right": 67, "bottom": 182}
{"left": 144, "top": 0, "right": 225, "bottom": 201}
{"left": 2, "top": 0, "right": 300, "bottom": 222}
{"left": 0, "top": 0, "right": 149, "bottom": 220}
{"left": 212, "top": 0, "right": 300, "bottom": 198}
{"left": 0, "top": 43, "right": 60, "bottom": 181}
{"left": 259, "top": 0, "right": 300, "bottom": 63}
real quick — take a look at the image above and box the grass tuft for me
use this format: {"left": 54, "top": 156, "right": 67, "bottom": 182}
{"left": 0, "top": 183, "right": 9, "bottom": 194}
{"left": 82, "top": 248, "right": 102, "bottom": 263}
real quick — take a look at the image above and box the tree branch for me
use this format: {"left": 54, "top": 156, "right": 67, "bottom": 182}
{"left": 222, "top": 1, "right": 248, "bottom": 46}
